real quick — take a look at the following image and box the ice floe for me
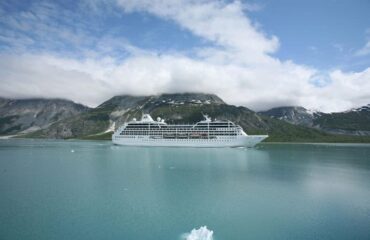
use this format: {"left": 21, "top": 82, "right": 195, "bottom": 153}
{"left": 183, "top": 226, "right": 213, "bottom": 240}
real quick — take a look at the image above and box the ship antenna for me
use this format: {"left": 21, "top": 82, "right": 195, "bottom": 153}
{"left": 201, "top": 112, "right": 211, "bottom": 122}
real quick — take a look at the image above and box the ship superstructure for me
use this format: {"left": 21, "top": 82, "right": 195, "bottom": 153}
{"left": 112, "top": 114, "right": 267, "bottom": 147}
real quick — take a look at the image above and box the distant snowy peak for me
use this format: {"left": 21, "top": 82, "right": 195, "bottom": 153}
{"left": 305, "top": 108, "right": 323, "bottom": 116}
{"left": 345, "top": 104, "right": 370, "bottom": 113}
{"left": 151, "top": 93, "right": 225, "bottom": 105}
{"left": 100, "top": 93, "right": 225, "bottom": 110}
{"left": 259, "top": 106, "right": 321, "bottom": 126}
{"left": 261, "top": 104, "right": 370, "bottom": 135}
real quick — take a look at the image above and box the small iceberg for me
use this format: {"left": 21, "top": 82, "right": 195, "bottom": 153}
{"left": 183, "top": 226, "right": 213, "bottom": 240}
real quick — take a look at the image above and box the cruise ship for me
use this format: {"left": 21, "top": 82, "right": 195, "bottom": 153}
{"left": 112, "top": 114, "right": 268, "bottom": 147}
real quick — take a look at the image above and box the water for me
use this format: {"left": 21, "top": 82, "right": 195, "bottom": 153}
{"left": 1, "top": 139, "right": 370, "bottom": 240}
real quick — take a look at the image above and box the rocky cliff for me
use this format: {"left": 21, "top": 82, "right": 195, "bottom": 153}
{"left": 0, "top": 98, "right": 89, "bottom": 135}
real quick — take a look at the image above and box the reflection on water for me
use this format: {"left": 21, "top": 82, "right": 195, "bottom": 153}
{"left": 0, "top": 140, "right": 370, "bottom": 240}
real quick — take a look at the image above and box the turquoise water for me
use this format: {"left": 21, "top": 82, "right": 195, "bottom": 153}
{"left": 1, "top": 140, "right": 370, "bottom": 240}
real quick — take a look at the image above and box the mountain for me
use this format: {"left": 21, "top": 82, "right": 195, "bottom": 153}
{"left": 259, "top": 106, "right": 321, "bottom": 126}
{"left": 0, "top": 98, "right": 90, "bottom": 135}
{"left": 260, "top": 105, "right": 370, "bottom": 136}
{"left": 24, "top": 93, "right": 370, "bottom": 143}
{"left": 313, "top": 105, "right": 370, "bottom": 135}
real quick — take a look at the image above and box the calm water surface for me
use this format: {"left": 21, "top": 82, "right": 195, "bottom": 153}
{"left": 0, "top": 140, "right": 370, "bottom": 240}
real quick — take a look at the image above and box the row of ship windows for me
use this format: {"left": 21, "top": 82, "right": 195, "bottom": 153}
{"left": 116, "top": 135, "right": 236, "bottom": 138}
{"left": 123, "top": 128, "right": 237, "bottom": 130}
{"left": 125, "top": 126, "right": 235, "bottom": 130}
{"left": 120, "top": 131, "right": 238, "bottom": 133}
{"left": 115, "top": 136, "right": 236, "bottom": 141}
{"left": 120, "top": 133, "right": 239, "bottom": 136}
{"left": 127, "top": 124, "right": 232, "bottom": 126}
{"left": 121, "top": 130, "right": 239, "bottom": 133}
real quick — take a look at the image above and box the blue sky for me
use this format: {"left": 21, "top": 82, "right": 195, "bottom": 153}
{"left": 249, "top": 0, "right": 370, "bottom": 71}
{"left": 0, "top": 0, "right": 369, "bottom": 112}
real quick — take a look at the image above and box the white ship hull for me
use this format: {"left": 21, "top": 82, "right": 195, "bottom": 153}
{"left": 112, "top": 135, "right": 268, "bottom": 148}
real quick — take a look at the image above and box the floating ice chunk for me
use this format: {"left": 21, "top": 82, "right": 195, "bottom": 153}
{"left": 71, "top": 149, "right": 75, "bottom": 153}
{"left": 184, "top": 226, "right": 213, "bottom": 240}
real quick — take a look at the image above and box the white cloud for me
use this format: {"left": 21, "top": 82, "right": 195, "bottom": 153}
{"left": 0, "top": 0, "right": 369, "bottom": 113}
{"left": 0, "top": 54, "right": 113, "bottom": 106}
{"left": 355, "top": 28, "right": 370, "bottom": 56}
{"left": 118, "top": 0, "right": 279, "bottom": 62}
{"left": 355, "top": 40, "right": 370, "bottom": 56}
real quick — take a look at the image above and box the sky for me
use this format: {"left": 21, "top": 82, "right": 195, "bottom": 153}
{"left": 0, "top": 0, "right": 369, "bottom": 112}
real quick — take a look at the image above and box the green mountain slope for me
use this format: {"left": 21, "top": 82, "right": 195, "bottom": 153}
{"left": 313, "top": 105, "right": 370, "bottom": 132}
